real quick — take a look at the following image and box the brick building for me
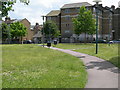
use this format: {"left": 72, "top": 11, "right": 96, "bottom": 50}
{"left": 32, "top": 23, "right": 43, "bottom": 43}
{"left": 60, "top": 2, "right": 94, "bottom": 42}
{"left": 46, "top": 10, "right": 61, "bottom": 32}
{"left": 3, "top": 17, "right": 37, "bottom": 43}
{"left": 112, "top": 7, "right": 120, "bottom": 40}
{"left": 46, "top": 2, "right": 116, "bottom": 42}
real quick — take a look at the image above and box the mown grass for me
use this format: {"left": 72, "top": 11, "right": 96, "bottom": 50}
{"left": 2, "top": 44, "right": 87, "bottom": 88}
{"left": 0, "top": 45, "right": 2, "bottom": 89}
{"left": 55, "top": 43, "right": 119, "bottom": 68}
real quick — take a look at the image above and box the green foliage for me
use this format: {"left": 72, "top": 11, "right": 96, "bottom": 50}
{"left": 1, "top": 1, "right": 14, "bottom": 17}
{"left": 0, "top": 0, "right": 29, "bottom": 17}
{"left": 1, "top": 22, "right": 9, "bottom": 40}
{"left": 10, "top": 22, "right": 27, "bottom": 39}
{"left": 42, "top": 20, "right": 60, "bottom": 38}
{"left": 72, "top": 6, "right": 96, "bottom": 35}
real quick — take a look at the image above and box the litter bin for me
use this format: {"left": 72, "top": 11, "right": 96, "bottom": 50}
{"left": 47, "top": 41, "right": 51, "bottom": 47}
{"left": 54, "top": 40, "right": 57, "bottom": 45}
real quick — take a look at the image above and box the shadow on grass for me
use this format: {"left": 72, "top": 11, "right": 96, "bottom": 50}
{"left": 76, "top": 56, "right": 86, "bottom": 58}
{"left": 86, "top": 57, "right": 120, "bottom": 74}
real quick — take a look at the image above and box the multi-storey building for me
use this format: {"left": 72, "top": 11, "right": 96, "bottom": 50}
{"left": 60, "top": 2, "right": 94, "bottom": 42}
{"left": 46, "top": 2, "right": 116, "bottom": 43}
{"left": 46, "top": 10, "right": 61, "bottom": 31}
{"left": 112, "top": 7, "right": 120, "bottom": 40}
{"left": 101, "top": 5, "right": 116, "bottom": 41}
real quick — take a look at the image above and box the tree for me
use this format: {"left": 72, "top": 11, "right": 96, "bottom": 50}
{"left": 72, "top": 6, "right": 96, "bottom": 42}
{"left": 0, "top": 0, "right": 29, "bottom": 17}
{"left": 10, "top": 22, "right": 27, "bottom": 43}
{"left": 42, "top": 20, "right": 60, "bottom": 40}
{"left": 1, "top": 22, "right": 9, "bottom": 41}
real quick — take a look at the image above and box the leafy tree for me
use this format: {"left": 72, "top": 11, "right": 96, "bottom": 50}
{"left": 1, "top": 22, "right": 9, "bottom": 41}
{"left": 10, "top": 22, "right": 27, "bottom": 42}
{"left": 0, "top": 0, "right": 30, "bottom": 17}
{"left": 72, "top": 6, "right": 96, "bottom": 42}
{"left": 42, "top": 20, "right": 60, "bottom": 39}
{"left": 0, "top": 1, "right": 14, "bottom": 17}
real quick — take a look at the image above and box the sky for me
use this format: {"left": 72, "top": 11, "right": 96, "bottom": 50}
{"left": 8, "top": 0, "right": 120, "bottom": 25}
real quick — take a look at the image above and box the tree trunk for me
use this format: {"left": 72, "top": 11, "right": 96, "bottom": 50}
{"left": 21, "top": 36, "right": 23, "bottom": 44}
{"left": 84, "top": 33, "right": 87, "bottom": 43}
{"left": 91, "top": 34, "right": 93, "bottom": 43}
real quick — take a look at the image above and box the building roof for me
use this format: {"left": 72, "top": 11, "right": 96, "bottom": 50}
{"left": 13, "top": 19, "right": 23, "bottom": 23}
{"left": 33, "top": 31, "right": 42, "bottom": 38}
{"left": 114, "top": 8, "right": 120, "bottom": 14}
{"left": 61, "top": 2, "right": 92, "bottom": 9}
{"left": 46, "top": 10, "right": 60, "bottom": 16}
{"left": 12, "top": 18, "right": 31, "bottom": 24}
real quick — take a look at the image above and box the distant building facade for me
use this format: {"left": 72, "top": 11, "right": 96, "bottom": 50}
{"left": 32, "top": 23, "right": 43, "bottom": 43}
{"left": 60, "top": 2, "right": 94, "bottom": 42}
{"left": 112, "top": 7, "right": 120, "bottom": 40}
{"left": 46, "top": 10, "right": 61, "bottom": 31}
{"left": 4, "top": 17, "right": 34, "bottom": 42}
{"left": 46, "top": 2, "right": 117, "bottom": 43}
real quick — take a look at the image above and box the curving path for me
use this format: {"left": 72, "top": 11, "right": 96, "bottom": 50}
{"left": 44, "top": 46, "right": 119, "bottom": 88}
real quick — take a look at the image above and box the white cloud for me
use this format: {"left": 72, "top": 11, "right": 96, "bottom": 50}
{"left": 8, "top": 0, "right": 119, "bottom": 25}
{"left": 30, "top": 0, "right": 61, "bottom": 8}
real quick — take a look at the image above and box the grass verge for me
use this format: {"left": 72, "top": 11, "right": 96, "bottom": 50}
{"left": 55, "top": 43, "right": 119, "bottom": 68}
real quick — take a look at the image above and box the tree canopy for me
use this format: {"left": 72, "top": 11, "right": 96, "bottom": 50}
{"left": 72, "top": 6, "right": 96, "bottom": 35}
{"left": 0, "top": 0, "right": 30, "bottom": 17}
{"left": 42, "top": 20, "right": 60, "bottom": 38}
{"left": 1, "top": 22, "right": 9, "bottom": 40}
{"left": 10, "top": 21, "right": 27, "bottom": 39}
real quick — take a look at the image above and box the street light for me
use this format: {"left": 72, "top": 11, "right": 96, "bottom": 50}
{"left": 93, "top": 0, "right": 102, "bottom": 54}
{"left": 41, "top": 15, "right": 45, "bottom": 47}
{"left": 47, "top": 23, "right": 51, "bottom": 48}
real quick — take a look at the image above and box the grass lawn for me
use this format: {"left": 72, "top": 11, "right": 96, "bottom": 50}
{"left": 0, "top": 45, "right": 2, "bottom": 89}
{"left": 2, "top": 44, "right": 87, "bottom": 88}
{"left": 55, "top": 43, "right": 119, "bottom": 68}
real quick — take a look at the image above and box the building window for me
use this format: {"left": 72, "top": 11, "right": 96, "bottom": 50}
{"left": 66, "top": 24, "right": 67, "bottom": 27}
{"left": 93, "top": 7, "right": 95, "bottom": 13}
{"left": 47, "top": 17, "right": 51, "bottom": 20}
{"left": 64, "top": 9, "right": 70, "bottom": 13}
{"left": 76, "top": 8, "right": 80, "bottom": 12}
{"left": 65, "top": 30, "right": 70, "bottom": 33}
{"left": 66, "top": 24, "right": 69, "bottom": 27}
{"left": 98, "top": 10, "right": 102, "bottom": 15}
{"left": 86, "top": 7, "right": 89, "bottom": 10}
{"left": 65, "top": 16, "right": 70, "bottom": 20}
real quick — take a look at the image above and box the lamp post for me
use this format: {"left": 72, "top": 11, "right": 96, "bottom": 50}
{"left": 8, "top": 23, "right": 11, "bottom": 44}
{"left": 93, "top": 0, "right": 102, "bottom": 54}
{"left": 41, "top": 15, "right": 45, "bottom": 47}
{"left": 46, "top": 22, "right": 51, "bottom": 48}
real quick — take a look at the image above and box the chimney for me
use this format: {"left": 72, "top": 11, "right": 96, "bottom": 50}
{"left": 5, "top": 17, "right": 10, "bottom": 21}
{"left": 111, "top": 5, "right": 115, "bottom": 11}
{"left": 36, "top": 23, "right": 39, "bottom": 26}
{"left": 99, "top": 4, "right": 103, "bottom": 7}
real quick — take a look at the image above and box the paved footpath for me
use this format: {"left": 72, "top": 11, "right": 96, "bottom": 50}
{"left": 44, "top": 46, "right": 119, "bottom": 88}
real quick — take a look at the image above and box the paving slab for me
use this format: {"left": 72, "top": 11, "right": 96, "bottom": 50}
{"left": 44, "top": 46, "right": 119, "bottom": 88}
